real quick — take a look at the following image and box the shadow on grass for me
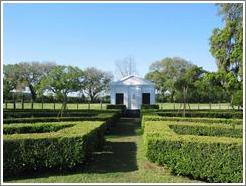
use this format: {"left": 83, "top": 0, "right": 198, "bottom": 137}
{"left": 84, "top": 141, "right": 137, "bottom": 173}
{"left": 4, "top": 117, "right": 140, "bottom": 182}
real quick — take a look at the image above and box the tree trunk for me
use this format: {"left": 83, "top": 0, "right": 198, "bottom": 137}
{"left": 59, "top": 94, "right": 67, "bottom": 117}
{"left": 90, "top": 95, "right": 94, "bottom": 103}
{"left": 22, "top": 95, "right": 24, "bottom": 109}
{"left": 29, "top": 84, "right": 37, "bottom": 101}
{"left": 182, "top": 87, "right": 186, "bottom": 117}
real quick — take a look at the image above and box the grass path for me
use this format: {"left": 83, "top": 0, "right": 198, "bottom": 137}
{"left": 7, "top": 118, "right": 202, "bottom": 183}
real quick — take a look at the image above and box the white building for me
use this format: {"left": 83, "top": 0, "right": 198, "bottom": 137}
{"left": 110, "top": 75, "right": 155, "bottom": 110}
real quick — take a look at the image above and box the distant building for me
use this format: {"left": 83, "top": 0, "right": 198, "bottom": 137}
{"left": 110, "top": 75, "right": 155, "bottom": 110}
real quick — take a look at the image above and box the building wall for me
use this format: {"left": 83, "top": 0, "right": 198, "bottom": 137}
{"left": 110, "top": 85, "right": 155, "bottom": 109}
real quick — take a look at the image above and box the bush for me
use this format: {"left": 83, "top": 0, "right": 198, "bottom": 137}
{"left": 156, "top": 111, "right": 243, "bottom": 119}
{"left": 142, "top": 114, "right": 243, "bottom": 125}
{"left": 3, "top": 121, "right": 107, "bottom": 179}
{"left": 231, "top": 89, "right": 243, "bottom": 108}
{"left": 4, "top": 112, "right": 120, "bottom": 124}
{"left": 169, "top": 123, "right": 242, "bottom": 138}
{"left": 106, "top": 104, "right": 126, "bottom": 110}
{"left": 143, "top": 121, "right": 243, "bottom": 183}
{"left": 141, "top": 104, "right": 159, "bottom": 109}
{"left": 3, "top": 123, "right": 74, "bottom": 134}
{"left": 3, "top": 109, "right": 118, "bottom": 119}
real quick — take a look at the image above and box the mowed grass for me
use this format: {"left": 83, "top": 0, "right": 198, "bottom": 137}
{"left": 3, "top": 102, "right": 232, "bottom": 110}
{"left": 5, "top": 118, "right": 201, "bottom": 183}
{"left": 158, "top": 102, "right": 232, "bottom": 110}
{"left": 3, "top": 103, "right": 107, "bottom": 110}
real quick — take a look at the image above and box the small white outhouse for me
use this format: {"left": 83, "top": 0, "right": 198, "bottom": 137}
{"left": 110, "top": 75, "right": 155, "bottom": 110}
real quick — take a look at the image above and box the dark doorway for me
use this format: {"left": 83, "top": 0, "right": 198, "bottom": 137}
{"left": 142, "top": 93, "right": 150, "bottom": 104}
{"left": 116, "top": 93, "right": 124, "bottom": 104}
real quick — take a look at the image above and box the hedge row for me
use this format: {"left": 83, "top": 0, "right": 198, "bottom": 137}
{"left": 142, "top": 114, "right": 243, "bottom": 125}
{"left": 3, "top": 123, "right": 74, "bottom": 135}
{"left": 4, "top": 121, "right": 107, "bottom": 179}
{"left": 106, "top": 104, "right": 126, "bottom": 110}
{"left": 169, "top": 122, "right": 242, "bottom": 138}
{"left": 3, "top": 112, "right": 120, "bottom": 124}
{"left": 141, "top": 104, "right": 159, "bottom": 109}
{"left": 143, "top": 121, "right": 243, "bottom": 183}
{"left": 156, "top": 111, "right": 243, "bottom": 119}
{"left": 3, "top": 110, "right": 119, "bottom": 119}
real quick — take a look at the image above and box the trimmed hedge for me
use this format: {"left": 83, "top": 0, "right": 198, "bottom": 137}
{"left": 156, "top": 111, "right": 243, "bottom": 119}
{"left": 169, "top": 122, "right": 242, "bottom": 138}
{"left": 141, "top": 104, "right": 159, "bottom": 110}
{"left": 106, "top": 104, "right": 126, "bottom": 110}
{"left": 4, "top": 112, "right": 120, "bottom": 124}
{"left": 142, "top": 114, "right": 243, "bottom": 125}
{"left": 3, "top": 123, "right": 74, "bottom": 134}
{"left": 3, "top": 110, "right": 116, "bottom": 118}
{"left": 3, "top": 121, "right": 107, "bottom": 178}
{"left": 143, "top": 121, "right": 243, "bottom": 183}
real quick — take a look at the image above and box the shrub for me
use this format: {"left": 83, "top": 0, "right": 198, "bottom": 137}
{"left": 142, "top": 114, "right": 243, "bottom": 125}
{"left": 3, "top": 123, "right": 74, "bottom": 134}
{"left": 141, "top": 104, "right": 159, "bottom": 110}
{"left": 3, "top": 109, "right": 119, "bottom": 119}
{"left": 169, "top": 123, "right": 242, "bottom": 138}
{"left": 3, "top": 121, "right": 107, "bottom": 179}
{"left": 143, "top": 121, "right": 243, "bottom": 183}
{"left": 156, "top": 111, "right": 243, "bottom": 119}
{"left": 106, "top": 104, "right": 126, "bottom": 110}
{"left": 4, "top": 112, "right": 120, "bottom": 124}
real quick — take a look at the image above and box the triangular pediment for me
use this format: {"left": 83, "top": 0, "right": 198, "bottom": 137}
{"left": 111, "top": 75, "right": 154, "bottom": 86}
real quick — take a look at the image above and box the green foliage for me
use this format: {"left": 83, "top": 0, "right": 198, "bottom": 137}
{"left": 39, "top": 65, "right": 82, "bottom": 100}
{"left": 3, "top": 121, "right": 107, "bottom": 178}
{"left": 3, "top": 64, "right": 20, "bottom": 100}
{"left": 142, "top": 114, "right": 243, "bottom": 125}
{"left": 145, "top": 57, "right": 194, "bottom": 102}
{"left": 143, "top": 121, "right": 243, "bottom": 183}
{"left": 4, "top": 110, "right": 99, "bottom": 119}
{"left": 155, "top": 111, "right": 243, "bottom": 119}
{"left": 106, "top": 104, "right": 126, "bottom": 110}
{"left": 3, "top": 123, "right": 73, "bottom": 134}
{"left": 4, "top": 112, "right": 120, "bottom": 124}
{"left": 231, "top": 89, "right": 243, "bottom": 107}
{"left": 141, "top": 104, "right": 159, "bottom": 110}
{"left": 210, "top": 3, "right": 243, "bottom": 82}
{"left": 169, "top": 123, "right": 242, "bottom": 138}
{"left": 83, "top": 67, "right": 113, "bottom": 102}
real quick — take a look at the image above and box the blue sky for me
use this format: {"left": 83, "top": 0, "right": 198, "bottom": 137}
{"left": 3, "top": 3, "right": 223, "bottom": 78}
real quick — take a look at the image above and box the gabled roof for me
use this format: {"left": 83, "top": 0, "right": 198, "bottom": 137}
{"left": 111, "top": 75, "right": 155, "bottom": 86}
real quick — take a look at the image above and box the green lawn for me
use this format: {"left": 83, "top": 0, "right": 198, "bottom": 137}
{"left": 3, "top": 102, "right": 107, "bottom": 110}
{"left": 3, "top": 102, "right": 232, "bottom": 110}
{"left": 5, "top": 118, "right": 202, "bottom": 183}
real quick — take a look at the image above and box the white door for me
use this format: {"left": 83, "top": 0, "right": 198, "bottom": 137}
{"left": 129, "top": 87, "right": 140, "bottom": 110}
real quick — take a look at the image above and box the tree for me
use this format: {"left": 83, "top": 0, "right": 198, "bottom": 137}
{"left": 82, "top": 67, "right": 113, "bottom": 103}
{"left": 115, "top": 56, "right": 137, "bottom": 79}
{"left": 16, "top": 62, "right": 56, "bottom": 101}
{"left": 39, "top": 65, "right": 83, "bottom": 115}
{"left": 3, "top": 64, "right": 20, "bottom": 100}
{"left": 146, "top": 57, "right": 194, "bottom": 102}
{"left": 210, "top": 3, "right": 243, "bottom": 80}
{"left": 174, "top": 66, "right": 205, "bottom": 116}
{"left": 145, "top": 71, "right": 167, "bottom": 102}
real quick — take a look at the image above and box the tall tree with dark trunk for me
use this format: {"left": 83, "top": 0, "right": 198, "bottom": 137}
{"left": 83, "top": 67, "right": 113, "bottom": 103}
{"left": 39, "top": 65, "right": 82, "bottom": 116}
{"left": 145, "top": 57, "right": 194, "bottom": 102}
{"left": 16, "top": 62, "right": 56, "bottom": 101}
{"left": 210, "top": 3, "right": 243, "bottom": 107}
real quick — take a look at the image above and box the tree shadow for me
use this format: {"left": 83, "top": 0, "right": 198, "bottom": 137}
{"left": 84, "top": 141, "right": 137, "bottom": 174}
{"left": 4, "top": 118, "right": 139, "bottom": 181}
